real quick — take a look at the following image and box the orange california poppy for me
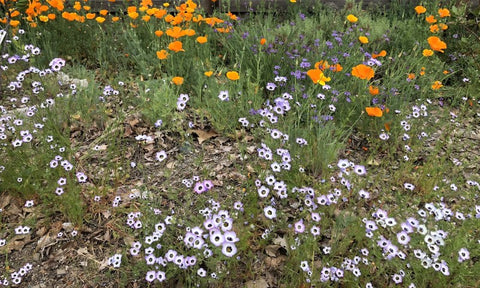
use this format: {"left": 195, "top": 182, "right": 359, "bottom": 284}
{"left": 430, "top": 24, "right": 439, "bottom": 33}
{"left": 422, "top": 49, "right": 434, "bottom": 57}
{"left": 407, "top": 73, "right": 416, "bottom": 80}
{"left": 140, "top": 0, "right": 152, "bottom": 7}
{"left": 358, "top": 36, "right": 369, "bottom": 44}
{"left": 439, "top": 23, "right": 448, "bottom": 30}
{"left": 99, "top": 9, "right": 108, "bottom": 16}
{"left": 351, "top": 64, "right": 375, "bottom": 80}
{"left": 62, "top": 11, "right": 75, "bottom": 21}
{"left": 427, "top": 36, "right": 447, "bottom": 53}
{"left": 438, "top": 8, "right": 450, "bottom": 18}
{"left": 40, "top": 5, "right": 49, "bottom": 13}
{"left": 156, "top": 50, "right": 168, "bottom": 60}
{"left": 48, "top": 13, "right": 56, "bottom": 20}
{"left": 47, "top": 0, "right": 64, "bottom": 11}
{"left": 75, "top": 14, "right": 85, "bottom": 22}
{"left": 193, "top": 15, "right": 203, "bottom": 22}
{"left": 372, "top": 50, "right": 387, "bottom": 58}
{"left": 415, "top": 5, "right": 426, "bottom": 14}
{"left": 431, "top": 81, "right": 443, "bottom": 90}
{"left": 346, "top": 14, "right": 358, "bottom": 23}
{"left": 154, "top": 9, "right": 167, "bottom": 19}
{"left": 172, "top": 77, "right": 184, "bottom": 85}
{"left": 365, "top": 107, "right": 383, "bottom": 117}
{"left": 86, "top": 13, "right": 96, "bottom": 20}
{"left": 73, "top": 1, "right": 81, "bottom": 10}
{"left": 39, "top": 15, "right": 49, "bottom": 22}
{"left": 204, "top": 71, "right": 213, "bottom": 77}
{"left": 227, "top": 12, "right": 237, "bottom": 20}
{"left": 226, "top": 71, "right": 240, "bottom": 81}
{"left": 146, "top": 8, "right": 156, "bottom": 15}
{"left": 10, "top": 10, "right": 21, "bottom": 17}
{"left": 331, "top": 63, "right": 343, "bottom": 72}
{"left": 306, "top": 69, "right": 331, "bottom": 86}
{"left": 260, "top": 38, "right": 266, "bottom": 45}
{"left": 128, "top": 11, "right": 139, "bottom": 20}
{"left": 96, "top": 17, "right": 106, "bottom": 23}
{"left": 196, "top": 36, "right": 207, "bottom": 44}
{"left": 315, "top": 60, "right": 330, "bottom": 71}
{"left": 184, "top": 29, "right": 196, "bottom": 36}
{"left": 164, "top": 14, "right": 174, "bottom": 22}
{"left": 10, "top": 20, "right": 20, "bottom": 27}
{"left": 168, "top": 41, "right": 185, "bottom": 52}
{"left": 203, "top": 17, "right": 224, "bottom": 26}
{"left": 155, "top": 30, "right": 164, "bottom": 37}
{"left": 215, "top": 27, "right": 232, "bottom": 33}
{"left": 166, "top": 26, "right": 185, "bottom": 39}
{"left": 112, "top": 16, "right": 120, "bottom": 22}
{"left": 425, "top": 15, "right": 437, "bottom": 24}
{"left": 369, "top": 85, "right": 379, "bottom": 96}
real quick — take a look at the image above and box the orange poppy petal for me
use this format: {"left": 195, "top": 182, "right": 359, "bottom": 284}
{"left": 365, "top": 107, "right": 383, "bottom": 117}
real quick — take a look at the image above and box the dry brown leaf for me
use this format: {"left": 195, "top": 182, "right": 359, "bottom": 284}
{"left": 36, "top": 226, "right": 48, "bottom": 237}
{"left": 103, "top": 229, "right": 111, "bottom": 242}
{"left": 246, "top": 146, "right": 256, "bottom": 154}
{"left": 190, "top": 129, "right": 219, "bottom": 144}
{"left": 144, "top": 143, "right": 155, "bottom": 153}
{"left": 1, "top": 234, "right": 31, "bottom": 253}
{"left": 273, "top": 237, "right": 288, "bottom": 249}
{"left": 265, "top": 255, "right": 287, "bottom": 269}
{"left": 124, "top": 125, "right": 133, "bottom": 137}
{"left": 222, "top": 146, "right": 233, "bottom": 152}
{"left": 77, "top": 247, "right": 89, "bottom": 256}
{"left": 35, "top": 234, "right": 56, "bottom": 252}
{"left": 128, "top": 118, "right": 140, "bottom": 127}
{"left": 6, "top": 202, "right": 22, "bottom": 217}
{"left": 228, "top": 171, "right": 247, "bottom": 182}
{"left": 0, "top": 194, "right": 11, "bottom": 209}
{"left": 265, "top": 245, "right": 281, "bottom": 257}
